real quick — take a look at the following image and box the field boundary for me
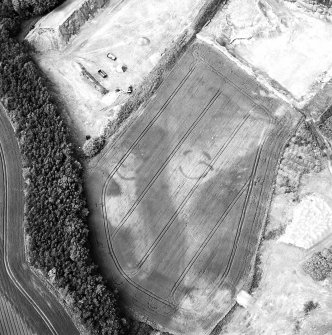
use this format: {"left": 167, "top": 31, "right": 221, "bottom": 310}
{"left": 0, "top": 105, "right": 59, "bottom": 335}
{"left": 110, "top": 91, "right": 223, "bottom": 240}
{"left": 86, "top": 39, "right": 300, "bottom": 334}
{"left": 89, "top": 39, "right": 280, "bottom": 170}
{"left": 85, "top": 0, "right": 228, "bottom": 158}
{"left": 209, "top": 115, "right": 303, "bottom": 335}
{"left": 97, "top": 45, "right": 283, "bottom": 313}
{"left": 196, "top": 33, "right": 295, "bottom": 108}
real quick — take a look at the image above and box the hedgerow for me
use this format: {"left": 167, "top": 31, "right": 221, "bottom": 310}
{"left": 12, "top": 0, "right": 66, "bottom": 16}
{"left": 0, "top": 2, "right": 127, "bottom": 334}
{"left": 93, "top": 0, "right": 227, "bottom": 157}
{"left": 0, "top": 0, "right": 227, "bottom": 333}
{"left": 303, "top": 247, "right": 332, "bottom": 281}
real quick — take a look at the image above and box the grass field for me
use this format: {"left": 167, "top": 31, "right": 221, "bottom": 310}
{"left": 86, "top": 42, "right": 299, "bottom": 335}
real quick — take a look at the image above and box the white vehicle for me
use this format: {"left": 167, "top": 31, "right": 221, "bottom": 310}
{"left": 98, "top": 69, "right": 107, "bottom": 78}
{"left": 127, "top": 85, "right": 133, "bottom": 94}
{"left": 107, "top": 53, "right": 117, "bottom": 61}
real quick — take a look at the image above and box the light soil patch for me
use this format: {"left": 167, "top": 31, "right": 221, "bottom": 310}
{"left": 30, "top": 0, "right": 203, "bottom": 142}
{"left": 221, "top": 159, "right": 332, "bottom": 334}
{"left": 222, "top": 241, "right": 332, "bottom": 335}
{"left": 280, "top": 194, "right": 332, "bottom": 249}
{"left": 203, "top": 0, "right": 332, "bottom": 106}
{"left": 86, "top": 42, "right": 299, "bottom": 335}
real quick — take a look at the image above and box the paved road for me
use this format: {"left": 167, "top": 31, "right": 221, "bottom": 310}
{"left": 0, "top": 104, "right": 79, "bottom": 335}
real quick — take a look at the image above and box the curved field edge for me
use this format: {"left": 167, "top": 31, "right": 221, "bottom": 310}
{"left": 0, "top": 107, "right": 73, "bottom": 335}
{"left": 0, "top": 2, "right": 130, "bottom": 335}
{"left": 0, "top": 126, "right": 35, "bottom": 333}
{"left": 1, "top": 0, "right": 226, "bottom": 333}
{"left": 209, "top": 117, "right": 305, "bottom": 335}
{"left": 87, "top": 42, "right": 301, "bottom": 334}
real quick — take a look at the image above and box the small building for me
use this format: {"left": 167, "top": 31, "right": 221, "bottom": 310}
{"left": 236, "top": 290, "right": 256, "bottom": 309}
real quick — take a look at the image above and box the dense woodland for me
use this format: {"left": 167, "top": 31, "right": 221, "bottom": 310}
{"left": 0, "top": 0, "right": 226, "bottom": 333}
{"left": 303, "top": 247, "right": 332, "bottom": 281}
{"left": 10, "top": 0, "right": 66, "bottom": 15}
{"left": 0, "top": 1, "right": 136, "bottom": 334}
{"left": 317, "top": 0, "right": 332, "bottom": 7}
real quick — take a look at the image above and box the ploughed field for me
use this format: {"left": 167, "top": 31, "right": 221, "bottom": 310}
{"left": 86, "top": 42, "right": 299, "bottom": 335}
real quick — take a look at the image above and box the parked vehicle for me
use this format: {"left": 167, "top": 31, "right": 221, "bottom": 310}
{"left": 107, "top": 53, "right": 117, "bottom": 61}
{"left": 98, "top": 69, "right": 107, "bottom": 78}
{"left": 127, "top": 85, "right": 133, "bottom": 94}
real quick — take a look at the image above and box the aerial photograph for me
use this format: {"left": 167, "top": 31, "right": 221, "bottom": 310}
{"left": 1, "top": 0, "right": 332, "bottom": 334}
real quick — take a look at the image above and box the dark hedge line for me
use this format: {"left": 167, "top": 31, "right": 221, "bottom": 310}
{"left": 316, "top": 0, "right": 332, "bottom": 7}
{"left": 0, "top": 0, "right": 226, "bottom": 333}
{"left": 303, "top": 247, "right": 332, "bottom": 281}
{"left": 99, "top": 0, "right": 227, "bottom": 156}
{"left": 0, "top": 2, "right": 128, "bottom": 334}
{"left": 12, "top": 0, "right": 66, "bottom": 16}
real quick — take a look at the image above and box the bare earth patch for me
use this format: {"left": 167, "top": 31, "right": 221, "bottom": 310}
{"left": 203, "top": 0, "right": 332, "bottom": 107}
{"left": 29, "top": 0, "right": 203, "bottom": 143}
{"left": 221, "top": 140, "right": 332, "bottom": 334}
{"left": 224, "top": 241, "right": 332, "bottom": 335}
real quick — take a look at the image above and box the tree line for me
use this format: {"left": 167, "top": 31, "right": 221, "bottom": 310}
{"left": 317, "top": 0, "right": 332, "bottom": 7}
{"left": 303, "top": 247, "right": 332, "bottom": 281}
{"left": 10, "top": 0, "right": 66, "bottom": 15}
{"left": 0, "top": 1, "right": 135, "bottom": 334}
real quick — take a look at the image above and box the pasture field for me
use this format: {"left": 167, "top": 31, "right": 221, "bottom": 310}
{"left": 86, "top": 42, "right": 300, "bottom": 334}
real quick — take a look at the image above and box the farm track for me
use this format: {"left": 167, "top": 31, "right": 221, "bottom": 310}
{"left": 172, "top": 133, "right": 267, "bottom": 300}
{"left": 212, "top": 138, "right": 265, "bottom": 292}
{"left": 110, "top": 90, "right": 223, "bottom": 240}
{"left": 101, "top": 86, "right": 241, "bottom": 305}
{"left": 93, "top": 63, "right": 197, "bottom": 169}
{"left": 231, "top": 122, "right": 286, "bottom": 288}
{"left": 87, "top": 42, "right": 300, "bottom": 335}
{"left": 134, "top": 113, "right": 252, "bottom": 272}
{"left": 170, "top": 180, "right": 250, "bottom": 297}
{"left": 101, "top": 53, "right": 271, "bottom": 299}
{"left": 0, "top": 105, "right": 79, "bottom": 335}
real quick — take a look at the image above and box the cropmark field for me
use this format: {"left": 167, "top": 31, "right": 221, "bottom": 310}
{"left": 86, "top": 42, "right": 300, "bottom": 335}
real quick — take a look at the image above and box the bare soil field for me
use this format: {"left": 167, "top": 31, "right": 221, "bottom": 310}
{"left": 202, "top": 0, "right": 332, "bottom": 107}
{"left": 29, "top": 0, "right": 203, "bottom": 143}
{"left": 86, "top": 42, "right": 299, "bottom": 335}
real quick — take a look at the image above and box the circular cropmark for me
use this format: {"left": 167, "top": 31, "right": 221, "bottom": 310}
{"left": 116, "top": 152, "right": 144, "bottom": 180}
{"left": 179, "top": 149, "right": 214, "bottom": 180}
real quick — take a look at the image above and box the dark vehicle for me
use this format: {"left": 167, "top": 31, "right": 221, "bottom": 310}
{"left": 107, "top": 53, "right": 117, "bottom": 61}
{"left": 127, "top": 85, "right": 133, "bottom": 94}
{"left": 98, "top": 69, "right": 107, "bottom": 78}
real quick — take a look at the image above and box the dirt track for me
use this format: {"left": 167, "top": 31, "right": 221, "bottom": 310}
{"left": 0, "top": 104, "right": 79, "bottom": 335}
{"left": 86, "top": 42, "right": 300, "bottom": 335}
